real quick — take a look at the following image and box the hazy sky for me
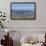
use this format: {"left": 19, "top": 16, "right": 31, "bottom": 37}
{"left": 12, "top": 4, "right": 34, "bottom": 10}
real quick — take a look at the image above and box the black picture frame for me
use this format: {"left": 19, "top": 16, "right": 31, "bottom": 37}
{"left": 10, "top": 2, "right": 36, "bottom": 20}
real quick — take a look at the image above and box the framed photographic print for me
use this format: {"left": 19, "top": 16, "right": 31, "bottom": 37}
{"left": 10, "top": 2, "right": 36, "bottom": 20}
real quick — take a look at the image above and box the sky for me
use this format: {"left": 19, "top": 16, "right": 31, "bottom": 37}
{"left": 12, "top": 4, "right": 34, "bottom": 11}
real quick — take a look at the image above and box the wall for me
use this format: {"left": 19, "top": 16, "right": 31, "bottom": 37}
{"left": 0, "top": 0, "right": 46, "bottom": 46}
{"left": 0, "top": 0, "right": 46, "bottom": 28}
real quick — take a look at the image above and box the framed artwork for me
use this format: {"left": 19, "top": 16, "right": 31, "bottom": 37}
{"left": 10, "top": 2, "right": 36, "bottom": 20}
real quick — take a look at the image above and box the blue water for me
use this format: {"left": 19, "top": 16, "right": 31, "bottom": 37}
{"left": 11, "top": 10, "right": 34, "bottom": 17}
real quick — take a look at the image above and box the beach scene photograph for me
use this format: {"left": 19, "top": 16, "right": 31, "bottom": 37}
{"left": 11, "top": 3, "right": 35, "bottom": 18}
